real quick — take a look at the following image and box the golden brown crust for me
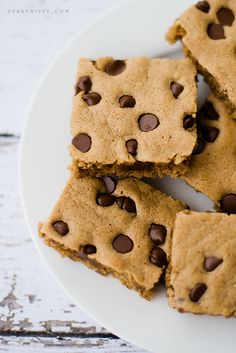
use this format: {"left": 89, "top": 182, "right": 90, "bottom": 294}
{"left": 182, "top": 45, "right": 236, "bottom": 115}
{"left": 167, "top": 211, "right": 236, "bottom": 317}
{"left": 166, "top": 22, "right": 186, "bottom": 44}
{"left": 39, "top": 225, "right": 155, "bottom": 300}
{"left": 39, "top": 177, "right": 185, "bottom": 300}
{"left": 183, "top": 94, "right": 236, "bottom": 205}
{"left": 70, "top": 56, "right": 197, "bottom": 177}
{"left": 167, "top": 0, "right": 236, "bottom": 116}
{"left": 70, "top": 158, "right": 190, "bottom": 178}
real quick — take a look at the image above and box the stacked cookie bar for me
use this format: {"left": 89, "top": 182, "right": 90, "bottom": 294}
{"left": 39, "top": 177, "right": 185, "bottom": 300}
{"left": 39, "top": 0, "right": 236, "bottom": 317}
{"left": 167, "top": 0, "right": 236, "bottom": 115}
{"left": 40, "top": 56, "right": 197, "bottom": 299}
{"left": 167, "top": 211, "right": 236, "bottom": 317}
{"left": 70, "top": 57, "right": 197, "bottom": 177}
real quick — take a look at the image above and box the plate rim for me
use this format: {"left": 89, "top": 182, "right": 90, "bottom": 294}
{"left": 18, "top": 1, "right": 158, "bottom": 351}
{"left": 19, "top": 1, "right": 235, "bottom": 352}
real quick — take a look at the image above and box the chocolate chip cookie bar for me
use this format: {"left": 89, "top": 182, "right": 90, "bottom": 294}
{"left": 167, "top": 211, "right": 236, "bottom": 316}
{"left": 167, "top": 0, "right": 236, "bottom": 115}
{"left": 70, "top": 57, "right": 197, "bottom": 178}
{"left": 183, "top": 95, "right": 236, "bottom": 213}
{"left": 39, "top": 176, "right": 185, "bottom": 299}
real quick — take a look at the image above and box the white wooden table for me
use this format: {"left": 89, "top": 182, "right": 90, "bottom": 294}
{"left": 0, "top": 1, "right": 146, "bottom": 351}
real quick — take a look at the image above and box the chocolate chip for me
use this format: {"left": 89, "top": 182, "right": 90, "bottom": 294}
{"left": 116, "top": 196, "right": 126, "bottom": 208}
{"left": 126, "top": 139, "right": 138, "bottom": 156}
{"left": 116, "top": 197, "right": 136, "bottom": 213}
{"left": 72, "top": 133, "right": 91, "bottom": 153}
{"left": 204, "top": 256, "right": 223, "bottom": 272}
{"left": 183, "top": 116, "right": 195, "bottom": 129}
{"left": 112, "top": 234, "right": 133, "bottom": 253}
{"left": 75, "top": 76, "right": 92, "bottom": 94}
{"left": 83, "top": 92, "right": 101, "bottom": 106}
{"left": 52, "top": 221, "right": 69, "bottom": 236}
{"left": 193, "top": 137, "right": 206, "bottom": 154}
{"left": 201, "top": 126, "right": 219, "bottom": 142}
{"left": 170, "top": 82, "right": 184, "bottom": 98}
{"left": 138, "top": 114, "right": 159, "bottom": 132}
{"left": 220, "top": 194, "right": 236, "bottom": 214}
{"left": 149, "top": 224, "right": 167, "bottom": 245}
{"left": 97, "top": 193, "right": 116, "bottom": 207}
{"left": 189, "top": 283, "right": 207, "bottom": 302}
{"left": 102, "top": 176, "right": 117, "bottom": 194}
{"left": 83, "top": 244, "right": 96, "bottom": 255}
{"left": 119, "top": 95, "right": 136, "bottom": 108}
{"left": 195, "top": 1, "right": 210, "bottom": 13}
{"left": 149, "top": 247, "right": 168, "bottom": 268}
{"left": 207, "top": 24, "right": 225, "bottom": 40}
{"left": 123, "top": 197, "right": 136, "bottom": 213}
{"left": 105, "top": 60, "right": 126, "bottom": 76}
{"left": 217, "top": 7, "right": 235, "bottom": 26}
{"left": 196, "top": 110, "right": 205, "bottom": 122}
{"left": 203, "top": 101, "right": 219, "bottom": 120}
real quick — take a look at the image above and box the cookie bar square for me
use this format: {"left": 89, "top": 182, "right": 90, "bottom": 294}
{"left": 167, "top": 0, "right": 236, "bottom": 114}
{"left": 70, "top": 57, "right": 197, "bottom": 178}
{"left": 39, "top": 176, "right": 185, "bottom": 300}
{"left": 183, "top": 95, "right": 236, "bottom": 213}
{"left": 167, "top": 211, "right": 236, "bottom": 317}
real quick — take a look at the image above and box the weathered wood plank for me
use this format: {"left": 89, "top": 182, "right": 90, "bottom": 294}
{"left": 0, "top": 0, "right": 126, "bottom": 134}
{"left": 0, "top": 136, "right": 106, "bottom": 334}
{"left": 0, "top": 334, "right": 145, "bottom": 352}
{"left": 0, "top": 137, "right": 147, "bottom": 352}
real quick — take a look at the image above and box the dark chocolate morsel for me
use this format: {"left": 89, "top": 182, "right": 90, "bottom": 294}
{"left": 112, "top": 234, "right": 133, "bottom": 253}
{"left": 52, "top": 221, "right": 69, "bottom": 236}
{"left": 102, "top": 176, "right": 117, "bottom": 194}
{"left": 201, "top": 126, "right": 219, "bottom": 142}
{"left": 149, "top": 224, "right": 167, "bottom": 245}
{"left": 189, "top": 283, "right": 207, "bottom": 302}
{"left": 123, "top": 197, "right": 136, "bottom": 213}
{"left": 195, "top": 1, "right": 210, "bottom": 13}
{"left": 105, "top": 60, "right": 126, "bottom": 76}
{"left": 126, "top": 139, "right": 138, "bottom": 156}
{"left": 72, "top": 133, "right": 92, "bottom": 153}
{"left": 83, "top": 92, "right": 101, "bottom": 106}
{"left": 83, "top": 244, "right": 97, "bottom": 255}
{"left": 217, "top": 7, "right": 235, "bottom": 26}
{"left": 203, "top": 101, "right": 219, "bottom": 120}
{"left": 220, "top": 194, "right": 236, "bottom": 214}
{"left": 170, "top": 82, "right": 184, "bottom": 98}
{"left": 207, "top": 24, "right": 225, "bottom": 40}
{"left": 75, "top": 76, "right": 92, "bottom": 94}
{"left": 96, "top": 194, "right": 116, "bottom": 207}
{"left": 119, "top": 95, "right": 136, "bottom": 108}
{"left": 183, "top": 115, "right": 195, "bottom": 129}
{"left": 138, "top": 114, "right": 159, "bottom": 132}
{"left": 116, "top": 196, "right": 126, "bottom": 208}
{"left": 193, "top": 137, "right": 206, "bottom": 154}
{"left": 204, "top": 256, "right": 223, "bottom": 271}
{"left": 149, "top": 247, "right": 168, "bottom": 268}
{"left": 116, "top": 197, "right": 136, "bottom": 213}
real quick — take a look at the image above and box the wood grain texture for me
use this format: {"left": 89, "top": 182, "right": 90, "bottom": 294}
{"left": 0, "top": 0, "right": 126, "bottom": 134}
{"left": 0, "top": 0, "right": 147, "bottom": 351}
{"left": 0, "top": 335, "right": 142, "bottom": 353}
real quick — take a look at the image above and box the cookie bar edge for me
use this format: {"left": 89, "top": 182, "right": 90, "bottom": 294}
{"left": 39, "top": 223, "right": 157, "bottom": 301}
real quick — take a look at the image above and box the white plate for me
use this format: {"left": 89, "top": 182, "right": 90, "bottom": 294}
{"left": 19, "top": 1, "right": 236, "bottom": 352}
